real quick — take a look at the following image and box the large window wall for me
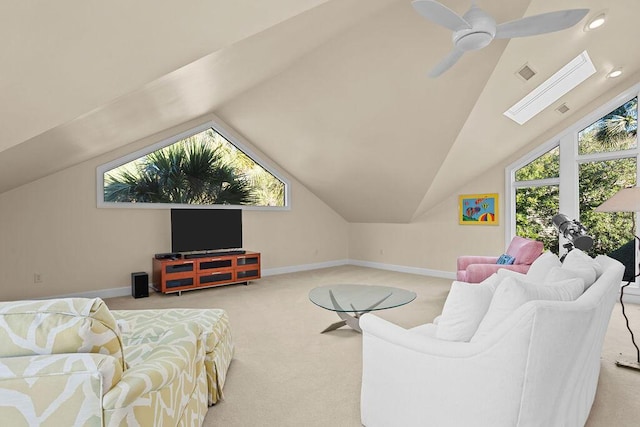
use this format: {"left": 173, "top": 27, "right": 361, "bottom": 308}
{"left": 507, "top": 86, "right": 639, "bottom": 260}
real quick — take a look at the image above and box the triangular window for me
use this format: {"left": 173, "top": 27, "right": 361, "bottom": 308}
{"left": 98, "top": 123, "right": 287, "bottom": 208}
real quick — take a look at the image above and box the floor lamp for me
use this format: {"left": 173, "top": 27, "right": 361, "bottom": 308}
{"left": 595, "top": 187, "right": 640, "bottom": 371}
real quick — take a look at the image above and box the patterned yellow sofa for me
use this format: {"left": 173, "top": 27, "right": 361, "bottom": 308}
{"left": 0, "top": 298, "right": 233, "bottom": 426}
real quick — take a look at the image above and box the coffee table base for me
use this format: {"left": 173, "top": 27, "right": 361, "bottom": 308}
{"left": 321, "top": 311, "right": 362, "bottom": 333}
{"left": 320, "top": 289, "right": 393, "bottom": 333}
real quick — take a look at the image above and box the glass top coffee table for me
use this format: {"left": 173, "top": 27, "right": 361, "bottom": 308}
{"left": 309, "top": 284, "right": 416, "bottom": 333}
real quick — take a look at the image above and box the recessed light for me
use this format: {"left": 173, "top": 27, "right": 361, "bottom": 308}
{"left": 607, "top": 68, "right": 623, "bottom": 79}
{"left": 584, "top": 13, "right": 606, "bottom": 31}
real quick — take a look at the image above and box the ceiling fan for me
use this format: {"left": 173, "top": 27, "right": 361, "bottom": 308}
{"left": 412, "top": 0, "right": 589, "bottom": 77}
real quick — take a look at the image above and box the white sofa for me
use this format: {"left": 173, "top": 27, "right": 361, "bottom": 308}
{"left": 360, "top": 253, "right": 624, "bottom": 427}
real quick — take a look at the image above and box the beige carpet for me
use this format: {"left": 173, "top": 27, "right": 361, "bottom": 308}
{"left": 105, "top": 265, "right": 640, "bottom": 426}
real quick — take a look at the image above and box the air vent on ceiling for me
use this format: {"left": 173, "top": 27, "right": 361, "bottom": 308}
{"left": 516, "top": 64, "right": 537, "bottom": 81}
{"left": 556, "top": 103, "right": 570, "bottom": 114}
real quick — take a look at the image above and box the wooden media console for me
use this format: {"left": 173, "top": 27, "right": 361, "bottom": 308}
{"left": 152, "top": 251, "right": 261, "bottom": 295}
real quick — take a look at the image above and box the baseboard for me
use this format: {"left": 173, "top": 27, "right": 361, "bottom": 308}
{"left": 262, "top": 259, "right": 350, "bottom": 277}
{"left": 347, "top": 259, "right": 457, "bottom": 280}
{"left": 53, "top": 286, "right": 133, "bottom": 300}
{"left": 45, "top": 259, "right": 639, "bottom": 304}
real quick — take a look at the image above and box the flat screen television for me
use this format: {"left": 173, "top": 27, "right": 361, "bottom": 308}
{"left": 171, "top": 208, "right": 242, "bottom": 253}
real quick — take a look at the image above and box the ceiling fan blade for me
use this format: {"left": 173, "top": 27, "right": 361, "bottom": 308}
{"left": 428, "top": 49, "right": 464, "bottom": 78}
{"left": 495, "top": 9, "right": 589, "bottom": 39}
{"left": 412, "top": 0, "right": 471, "bottom": 31}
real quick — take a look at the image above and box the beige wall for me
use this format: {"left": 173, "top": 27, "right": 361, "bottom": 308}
{"left": 0, "top": 115, "right": 348, "bottom": 300}
{"left": 347, "top": 77, "right": 640, "bottom": 274}
{"left": 349, "top": 165, "right": 506, "bottom": 273}
{"left": 4, "top": 77, "right": 635, "bottom": 301}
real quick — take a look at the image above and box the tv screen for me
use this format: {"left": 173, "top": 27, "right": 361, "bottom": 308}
{"left": 171, "top": 209, "right": 242, "bottom": 253}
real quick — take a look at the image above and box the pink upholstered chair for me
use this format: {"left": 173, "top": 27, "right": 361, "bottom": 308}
{"left": 456, "top": 236, "right": 544, "bottom": 283}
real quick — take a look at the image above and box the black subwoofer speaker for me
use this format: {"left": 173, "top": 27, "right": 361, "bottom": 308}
{"left": 131, "top": 272, "right": 149, "bottom": 298}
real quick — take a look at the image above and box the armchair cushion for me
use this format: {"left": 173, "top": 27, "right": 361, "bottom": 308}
{"left": 458, "top": 263, "right": 530, "bottom": 283}
{"left": 457, "top": 256, "right": 499, "bottom": 272}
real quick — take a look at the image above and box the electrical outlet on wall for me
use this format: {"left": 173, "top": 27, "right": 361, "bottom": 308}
{"left": 33, "top": 273, "right": 43, "bottom": 284}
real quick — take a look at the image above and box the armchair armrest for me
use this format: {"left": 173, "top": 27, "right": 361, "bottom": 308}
{"left": 360, "top": 313, "right": 535, "bottom": 427}
{"left": 360, "top": 313, "right": 479, "bottom": 358}
{"left": 0, "top": 353, "right": 122, "bottom": 426}
{"left": 457, "top": 255, "right": 499, "bottom": 271}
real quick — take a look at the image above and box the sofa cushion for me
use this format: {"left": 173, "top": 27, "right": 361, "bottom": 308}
{"left": 545, "top": 266, "right": 584, "bottom": 287}
{"left": 436, "top": 277, "right": 496, "bottom": 342}
{"left": 0, "top": 298, "right": 125, "bottom": 370}
{"left": 471, "top": 277, "right": 584, "bottom": 342}
{"left": 526, "top": 251, "right": 562, "bottom": 282}
{"left": 562, "top": 249, "right": 599, "bottom": 289}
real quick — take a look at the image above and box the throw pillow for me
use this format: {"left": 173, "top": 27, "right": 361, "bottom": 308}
{"left": 562, "top": 249, "right": 598, "bottom": 290}
{"left": 497, "top": 254, "right": 516, "bottom": 265}
{"left": 436, "top": 280, "right": 495, "bottom": 342}
{"left": 471, "top": 276, "right": 584, "bottom": 342}
{"left": 526, "top": 251, "right": 562, "bottom": 282}
{"left": 479, "top": 272, "right": 502, "bottom": 292}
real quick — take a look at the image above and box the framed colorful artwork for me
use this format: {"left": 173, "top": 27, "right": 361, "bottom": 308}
{"left": 459, "top": 193, "right": 499, "bottom": 225}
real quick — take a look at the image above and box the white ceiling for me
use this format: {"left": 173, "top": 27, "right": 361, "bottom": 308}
{"left": 1, "top": 0, "right": 638, "bottom": 222}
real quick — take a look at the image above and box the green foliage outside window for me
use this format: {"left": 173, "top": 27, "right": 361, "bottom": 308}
{"left": 515, "top": 146, "right": 559, "bottom": 181}
{"left": 516, "top": 97, "right": 638, "bottom": 255}
{"left": 516, "top": 185, "right": 559, "bottom": 254}
{"left": 577, "top": 97, "right": 637, "bottom": 255}
{"left": 515, "top": 147, "right": 560, "bottom": 252}
{"left": 578, "top": 97, "right": 637, "bottom": 155}
{"left": 104, "top": 128, "right": 285, "bottom": 206}
{"left": 579, "top": 158, "right": 636, "bottom": 255}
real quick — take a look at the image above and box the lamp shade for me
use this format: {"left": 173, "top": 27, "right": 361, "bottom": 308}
{"left": 595, "top": 187, "right": 640, "bottom": 213}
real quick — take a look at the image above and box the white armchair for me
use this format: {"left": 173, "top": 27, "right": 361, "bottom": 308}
{"left": 360, "top": 255, "right": 624, "bottom": 427}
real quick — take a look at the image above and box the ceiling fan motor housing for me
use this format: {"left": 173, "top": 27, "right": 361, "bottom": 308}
{"left": 452, "top": 6, "right": 496, "bottom": 51}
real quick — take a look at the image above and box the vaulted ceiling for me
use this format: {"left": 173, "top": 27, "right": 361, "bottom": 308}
{"left": 2, "top": 0, "right": 639, "bottom": 222}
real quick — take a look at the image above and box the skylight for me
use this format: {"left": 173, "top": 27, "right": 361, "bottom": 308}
{"left": 504, "top": 51, "right": 596, "bottom": 125}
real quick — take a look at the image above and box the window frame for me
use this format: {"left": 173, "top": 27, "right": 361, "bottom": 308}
{"left": 96, "top": 120, "right": 291, "bottom": 210}
{"left": 506, "top": 82, "right": 640, "bottom": 250}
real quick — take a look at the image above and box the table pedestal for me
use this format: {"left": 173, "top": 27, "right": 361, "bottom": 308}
{"left": 320, "top": 289, "right": 391, "bottom": 333}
